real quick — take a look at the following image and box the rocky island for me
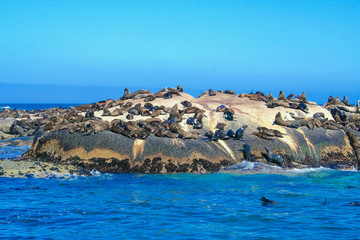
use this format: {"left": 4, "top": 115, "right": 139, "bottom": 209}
{"left": 1, "top": 86, "right": 359, "bottom": 176}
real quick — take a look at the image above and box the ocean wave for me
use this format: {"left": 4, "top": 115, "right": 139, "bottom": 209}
{"left": 219, "top": 161, "right": 335, "bottom": 175}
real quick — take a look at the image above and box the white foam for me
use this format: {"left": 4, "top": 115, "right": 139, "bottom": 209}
{"left": 220, "top": 161, "right": 335, "bottom": 175}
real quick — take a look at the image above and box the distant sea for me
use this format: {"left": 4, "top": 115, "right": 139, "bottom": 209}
{"left": 0, "top": 103, "right": 81, "bottom": 111}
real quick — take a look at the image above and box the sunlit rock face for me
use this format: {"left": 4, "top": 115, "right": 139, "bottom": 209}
{"left": 22, "top": 89, "right": 358, "bottom": 173}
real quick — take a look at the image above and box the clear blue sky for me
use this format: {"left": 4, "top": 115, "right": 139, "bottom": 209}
{"left": 0, "top": 0, "right": 359, "bottom": 103}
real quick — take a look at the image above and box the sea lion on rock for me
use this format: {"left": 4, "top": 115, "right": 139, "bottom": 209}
{"left": 204, "top": 131, "right": 214, "bottom": 140}
{"left": 186, "top": 117, "right": 195, "bottom": 125}
{"left": 313, "top": 112, "right": 326, "bottom": 122}
{"left": 85, "top": 109, "right": 95, "bottom": 118}
{"left": 181, "top": 101, "right": 192, "bottom": 108}
{"left": 278, "top": 90, "right": 286, "bottom": 101}
{"left": 286, "top": 93, "right": 294, "bottom": 100}
{"left": 216, "top": 123, "right": 226, "bottom": 130}
{"left": 208, "top": 89, "right": 217, "bottom": 96}
{"left": 225, "top": 111, "right": 234, "bottom": 121}
{"left": 111, "top": 108, "right": 123, "bottom": 116}
{"left": 342, "top": 96, "right": 353, "bottom": 107}
{"left": 257, "top": 127, "right": 284, "bottom": 138}
{"left": 177, "top": 85, "right": 183, "bottom": 92}
{"left": 235, "top": 125, "right": 247, "bottom": 140}
{"left": 144, "top": 95, "right": 156, "bottom": 102}
{"left": 216, "top": 105, "right": 227, "bottom": 112}
{"left": 242, "top": 144, "right": 254, "bottom": 161}
{"left": 123, "top": 102, "right": 133, "bottom": 109}
{"left": 122, "top": 88, "right": 130, "bottom": 100}
{"left": 193, "top": 119, "right": 203, "bottom": 129}
{"left": 274, "top": 112, "right": 291, "bottom": 127}
{"left": 226, "top": 129, "right": 235, "bottom": 138}
{"left": 265, "top": 147, "right": 284, "bottom": 166}
{"left": 214, "top": 129, "right": 230, "bottom": 140}
{"left": 163, "top": 92, "right": 173, "bottom": 99}
{"left": 252, "top": 131, "right": 274, "bottom": 140}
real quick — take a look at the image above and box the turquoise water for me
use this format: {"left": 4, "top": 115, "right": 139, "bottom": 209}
{"left": 1, "top": 138, "right": 360, "bottom": 239}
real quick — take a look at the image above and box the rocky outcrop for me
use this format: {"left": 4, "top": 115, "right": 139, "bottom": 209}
{"left": 20, "top": 88, "right": 359, "bottom": 173}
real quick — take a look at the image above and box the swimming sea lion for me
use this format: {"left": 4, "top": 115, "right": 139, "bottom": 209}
{"left": 265, "top": 147, "right": 284, "bottom": 166}
{"left": 261, "top": 196, "right": 277, "bottom": 206}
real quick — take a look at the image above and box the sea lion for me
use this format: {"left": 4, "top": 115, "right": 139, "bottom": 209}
{"left": 177, "top": 85, "right": 184, "bottom": 92}
{"left": 110, "top": 108, "right": 123, "bottom": 116}
{"left": 214, "top": 129, "right": 230, "bottom": 140}
{"left": 123, "top": 102, "right": 133, "bottom": 109}
{"left": 204, "top": 131, "right": 214, "bottom": 140}
{"left": 128, "top": 107, "right": 141, "bottom": 115}
{"left": 286, "top": 93, "right": 294, "bottom": 100}
{"left": 235, "top": 125, "right": 247, "bottom": 140}
{"left": 225, "top": 111, "right": 234, "bottom": 121}
{"left": 208, "top": 89, "right": 217, "bottom": 96}
{"left": 163, "top": 130, "right": 178, "bottom": 138}
{"left": 342, "top": 96, "right": 353, "bottom": 107}
{"left": 345, "top": 202, "right": 360, "bottom": 206}
{"left": 275, "top": 112, "right": 291, "bottom": 127}
{"left": 252, "top": 131, "right": 274, "bottom": 140}
{"left": 242, "top": 144, "right": 252, "bottom": 161}
{"left": 144, "top": 95, "right": 156, "bottom": 102}
{"left": 193, "top": 119, "right": 203, "bottom": 129}
{"left": 226, "top": 129, "right": 235, "bottom": 138}
{"left": 85, "top": 109, "right": 95, "bottom": 118}
{"left": 102, "top": 106, "right": 111, "bottom": 116}
{"left": 278, "top": 90, "right": 286, "bottom": 101}
{"left": 299, "top": 103, "right": 309, "bottom": 113}
{"left": 126, "top": 114, "right": 134, "bottom": 120}
{"left": 265, "top": 147, "right": 284, "bottom": 166}
{"left": 122, "top": 88, "right": 130, "bottom": 100}
{"left": 261, "top": 196, "right": 277, "bottom": 206}
{"left": 297, "top": 92, "right": 307, "bottom": 102}
{"left": 163, "top": 92, "right": 173, "bottom": 99}
{"left": 180, "top": 107, "right": 200, "bottom": 114}
{"left": 255, "top": 91, "right": 265, "bottom": 96}
{"left": 181, "top": 101, "right": 192, "bottom": 108}
{"left": 313, "top": 112, "right": 326, "bottom": 121}
{"left": 129, "top": 90, "right": 152, "bottom": 99}
{"left": 186, "top": 117, "right": 195, "bottom": 125}
{"left": 216, "top": 123, "right": 226, "bottom": 130}
{"left": 216, "top": 105, "right": 227, "bottom": 112}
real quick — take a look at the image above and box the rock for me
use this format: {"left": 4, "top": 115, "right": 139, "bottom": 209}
{"left": 21, "top": 90, "right": 358, "bottom": 173}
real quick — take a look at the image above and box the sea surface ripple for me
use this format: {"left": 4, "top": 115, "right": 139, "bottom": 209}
{"left": 1, "top": 165, "right": 360, "bottom": 239}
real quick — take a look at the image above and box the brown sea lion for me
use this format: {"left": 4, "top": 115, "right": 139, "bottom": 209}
{"left": 278, "top": 90, "right": 286, "bottom": 101}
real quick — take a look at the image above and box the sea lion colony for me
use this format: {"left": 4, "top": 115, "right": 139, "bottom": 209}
{"left": 1, "top": 86, "right": 360, "bottom": 169}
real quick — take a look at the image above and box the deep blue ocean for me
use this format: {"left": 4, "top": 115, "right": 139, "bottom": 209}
{"left": 1, "top": 104, "right": 360, "bottom": 239}
{"left": 0, "top": 103, "right": 80, "bottom": 111}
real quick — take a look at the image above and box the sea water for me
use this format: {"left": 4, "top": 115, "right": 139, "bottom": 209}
{"left": 1, "top": 142, "right": 360, "bottom": 239}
